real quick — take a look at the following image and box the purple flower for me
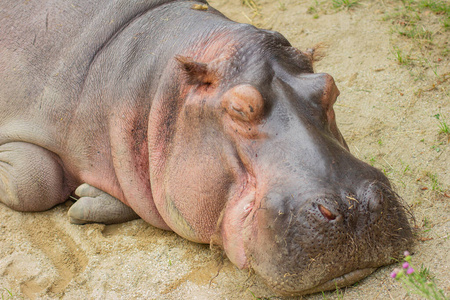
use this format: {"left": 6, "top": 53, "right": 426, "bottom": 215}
{"left": 403, "top": 262, "right": 409, "bottom": 269}
{"left": 404, "top": 251, "right": 410, "bottom": 257}
{"left": 391, "top": 268, "right": 401, "bottom": 279}
{"left": 407, "top": 267, "right": 414, "bottom": 275}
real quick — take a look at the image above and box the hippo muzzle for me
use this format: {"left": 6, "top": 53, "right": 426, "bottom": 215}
{"left": 241, "top": 178, "right": 412, "bottom": 296}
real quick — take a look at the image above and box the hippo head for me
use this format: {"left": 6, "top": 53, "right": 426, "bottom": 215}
{"left": 148, "top": 26, "right": 413, "bottom": 296}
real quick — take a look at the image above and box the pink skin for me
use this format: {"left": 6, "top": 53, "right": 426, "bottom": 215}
{"left": 106, "top": 107, "right": 170, "bottom": 230}
{"left": 148, "top": 50, "right": 233, "bottom": 243}
{"left": 148, "top": 50, "right": 267, "bottom": 257}
{"left": 219, "top": 176, "right": 256, "bottom": 268}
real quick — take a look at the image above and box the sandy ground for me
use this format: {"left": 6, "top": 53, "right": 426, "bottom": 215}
{"left": 1, "top": 0, "right": 449, "bottom": 299}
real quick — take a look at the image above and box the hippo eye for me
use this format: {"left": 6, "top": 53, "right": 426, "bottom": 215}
{"left": 222, "top": 84, "right": 264, "bottom": 123}
{"left": 231, "top": 103, "right": 248, "bottom": 119}
{"left": 318, "top": 204, "right": 336, "bottom": 221}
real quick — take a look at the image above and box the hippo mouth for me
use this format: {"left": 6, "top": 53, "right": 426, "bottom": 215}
{"left": 290, "top": 267, "right": 377, "bottom": 296}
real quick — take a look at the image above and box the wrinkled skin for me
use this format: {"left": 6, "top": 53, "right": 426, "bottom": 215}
{"left": 0, "top": 0, "right": 413, "bottom": 296}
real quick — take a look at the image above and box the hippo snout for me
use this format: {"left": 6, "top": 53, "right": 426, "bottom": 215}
{"left": 243, "top": 180, "right": 413, "bottom": 296}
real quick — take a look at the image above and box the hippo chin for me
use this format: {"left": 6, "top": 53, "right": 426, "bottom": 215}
{"left": 0, "top": 0, "right": 413, "bottom": 296}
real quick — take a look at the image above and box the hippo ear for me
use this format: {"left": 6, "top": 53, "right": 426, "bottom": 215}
{"left": 320, "top": 74, "right": 349, "bottom": 150}
{"left": 175, "top": 55, "right": 219, "bottom": 86}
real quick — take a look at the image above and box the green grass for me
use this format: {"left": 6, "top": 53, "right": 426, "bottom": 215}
{"left": 390, "top": 0, "right": 449, "bottom": 34}
{"left": 434, "top": 113, "right": 450, "bottom": 135}
{"left": 249, "top": 290, "right": 273, "bottom": 299}
{"left": 418, "top": 0, "right": 450, "bottom": 15}
{"left": 307, "top": 0, "right": 321, "bottom": 18}
{"left": 401, "top": 160, "right": 411, "bottom": 174}
{"left": 397, "top": 25, "right": 433, "bottom": 40}
{"left": 383, "top": 0, "right": 449, "bottom": 89}
{"left": 392, "top": 46, "right": 413, "bottom": 65}
{"left": 321, "top": 285, "right": 345, "bottom": 299}
{"left": 1, "top": 289, "right": 13, "bottom": 300}
{"left": 430, "top": 145, "right": 440, "bottom": 152}
{"left": 332, "top": 0, "right": 360, "bottom": 9}
{"left": 382, "top": 166, "right": 394, "bottom": 176}
{"left": 422, "top": 216, "right": 430, "bottom": 228}
{"left": 439, "top": 122, "right": 449, "bottom": 134}
{"left": 403, "top": 165, "right": 410, "bottom": 173}
{"left": 1, "top": 288, "right": 21, "bottom": 300}
{"left": 306, "top": 0, "right": 362, "bottom": 17}
{"left": 391, "top": 253, "right": 448, "bottom": 300}
{"left": 307, "top": 6, "right": 317, "bottom": 14}
{"left": 401, "top": 0, "right": 450, "bottom": 15}
{"left": 278, "top": 1, "right": 287, "bottom": 11}
{"left": 425, "top": 172, "right": 443, "bottom": 192}
{"left": 386, "top": 9, "right": 433, "bottom": 42}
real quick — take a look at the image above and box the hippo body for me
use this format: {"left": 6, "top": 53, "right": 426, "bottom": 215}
{"left": 0, "top": 0, "right": 412, "bottom": 296}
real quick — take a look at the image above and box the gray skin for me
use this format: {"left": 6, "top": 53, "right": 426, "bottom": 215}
{"left": 0, "top": 0, "right": 413, "bottom": 296}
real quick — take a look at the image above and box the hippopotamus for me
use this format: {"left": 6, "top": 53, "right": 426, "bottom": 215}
{"left": 0, "top": 0, "right": 413, "bottom": 296}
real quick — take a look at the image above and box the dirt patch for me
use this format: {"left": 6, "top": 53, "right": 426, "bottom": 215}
{"left": 1, "top": 0, "right": 449, "bottom": 299}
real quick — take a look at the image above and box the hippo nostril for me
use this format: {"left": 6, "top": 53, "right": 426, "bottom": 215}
{"left": 365, "top": 183, "right": 384, "bottom": 214}
{"left": 368, "top": 193, "right": 383, "bottom": 214}
{"left": 318, "top": 204, "right": 336, "bottom": 221}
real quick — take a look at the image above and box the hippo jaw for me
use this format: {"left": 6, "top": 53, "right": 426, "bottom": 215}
{"left": 298, "top": 268, "right": 377, "bottom": 295}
